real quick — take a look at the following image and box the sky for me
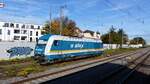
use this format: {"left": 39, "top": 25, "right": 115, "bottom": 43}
{"left": 0, "top": 0, "right": 150, "bottom": 44}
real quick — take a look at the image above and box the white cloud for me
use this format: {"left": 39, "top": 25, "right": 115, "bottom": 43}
{"left": 105, "top": 2, "right": 133, "bottom": 12}
{"left": 0, "top": 13, "right": 45, "bottom": 25}
{"left": 110, "top": 4, "right": 132, "bottom": 11}
{"left": 0, "top": 0, "right": 51, "bottom": 24}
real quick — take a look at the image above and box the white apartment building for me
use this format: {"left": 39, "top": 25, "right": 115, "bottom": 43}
{"left": 0, "top": 21, "right": 42, "bottom": 42}
{"left": 83, "top": 30, "right": 101, "bottom": 39}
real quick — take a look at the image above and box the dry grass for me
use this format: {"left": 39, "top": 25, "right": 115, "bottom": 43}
{"left": 0, "top": 48, "right": 139, "bottom": 79}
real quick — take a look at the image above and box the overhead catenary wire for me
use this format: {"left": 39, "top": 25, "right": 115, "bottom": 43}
{"left": 104, "top": 0, "right": 145, "bottom": 24}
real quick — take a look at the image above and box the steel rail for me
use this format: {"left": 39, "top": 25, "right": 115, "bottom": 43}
{"left": 118, "top": 52, "right": 150, "bottom": 84}
{"left": 11, "top": 49, "right": 148, "bottom": 84}
{"left": 95, "top": 49, "right": 150, "bottom": 84}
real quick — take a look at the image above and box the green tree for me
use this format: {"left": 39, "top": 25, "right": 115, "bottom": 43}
{"left": 42, "top": 20, "right": 60, "bottom": 35}
{"left": 101, "top": 26, "right": 128, "bottom": 48}
{"left": 130, "top": 37, "right": 146, "bottom": 46}
{"left": 101, "top": 26, "right": 119, "bottom": 44}
{"left": 117, "top": 29, "right": 128, "bottom": 48}
{"left": 62, "top": 20, "right": 76, "bottom": 36}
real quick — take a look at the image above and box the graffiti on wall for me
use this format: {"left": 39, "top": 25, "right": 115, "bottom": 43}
{"left": 7, "top": 47, "right": 33, "bottom": 58}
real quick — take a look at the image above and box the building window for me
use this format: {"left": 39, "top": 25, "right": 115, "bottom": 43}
{"left": 30, "top": 37, "right": 32, "bottom": 42}
{"left": 3, "top": 23, "right": 9, "bottom": 27}
{"left": 22, "top": 24, "right": 25, "bottom": 28}
{"left": 21, "top": 30, "right": 27, "bottom": 34}
{"left": 38, "top": 26, "right": 40, "bottom": 29}
{"left": 30, "top": 31, "right": 32, "bottom": 36}
{"left": 10, "top": 23, "right": 14, "bottom": 28}
{"left": 36, "top": 31, "right": 38, "bottom": 36}
{"left": 14, "top": 36, "right": 20, "bottom": 40}
{"left": 7, "top": 30, "right": 10, "bottom": 35}
{"left": 16, "top": 24, "right": 19, "bottom": 28}
{"left": 0, "top": 29, "right": 2, "bottom": 34}
{"left": 14, "top": 30, "right": 20, "bottom": 34}
{"left": 21, "top": 36, "right": 27, "bottom": 40}
{"left": 26, "top": 25, "right": 29, "bottom": 29}
{"left": 36, "top": 38, "right": 38, "bottom": 42}
{"left": 31, "top": 25, "right": 34, "bottom": 29}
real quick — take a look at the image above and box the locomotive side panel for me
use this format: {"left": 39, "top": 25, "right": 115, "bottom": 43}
{"left": 34, "top": 34, "right": 103, "bottom": 63}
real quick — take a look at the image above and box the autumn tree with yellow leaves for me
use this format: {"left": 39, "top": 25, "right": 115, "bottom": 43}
{"left": 42, "top": 17, "right": 81, "bottom": 36}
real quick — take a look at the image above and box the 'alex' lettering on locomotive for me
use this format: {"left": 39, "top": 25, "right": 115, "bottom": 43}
{"left": 70, "top": 44, "right": 83, "bottom": 48}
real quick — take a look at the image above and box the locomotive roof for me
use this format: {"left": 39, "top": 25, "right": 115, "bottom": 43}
{"left": 39, "top": 34, "right": 52, "bottom": 41}
{"left": 39, "top": 34, "right": 101, "bottom": 42}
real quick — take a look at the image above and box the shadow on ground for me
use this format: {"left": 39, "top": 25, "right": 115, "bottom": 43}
{"left": 41, "top": 62, "right": 149, "bottom": 84}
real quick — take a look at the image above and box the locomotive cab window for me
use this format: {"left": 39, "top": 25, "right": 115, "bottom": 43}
{"left": 54, "top": 40, "right": 59, "bottom": 46}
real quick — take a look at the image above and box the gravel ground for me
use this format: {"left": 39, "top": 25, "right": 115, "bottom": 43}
{"left": 124, "top": 52, "right": 150, "bottom": 84}
{"left": 41, "top": 48, "right": 150, "bottom": 84}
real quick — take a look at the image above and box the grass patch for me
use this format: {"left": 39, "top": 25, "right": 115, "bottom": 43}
{"left": 0, "top": 57, "right": 46, "bottom": 78}
{"left": 2, "top": 62, "right": 45, "bottom": 77}
{"left": 17, "top": 65, "right": 44, "bottom": 77}
{"left": 103, "top": 48, "right": 138, "bottom": 56}
{"left": 0, "top": 57, "right": 34, "bottom": 65}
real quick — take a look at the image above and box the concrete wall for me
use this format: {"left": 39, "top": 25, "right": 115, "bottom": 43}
{"left": 103, "top": 44, "right": 143, "bottom": 50}
{"left": 0, "top": 42, "right": 36, "bottom": 60}
{"left": 0, "top": 42, "right": 143, "bottom": 60}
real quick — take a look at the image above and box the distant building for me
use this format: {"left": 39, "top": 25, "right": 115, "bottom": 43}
{"left": 0, "top": 21, "right": 42, "bottom": 42}
{"left": 74, "top": 27, "right": 82, "bottom": 37}
{"left": 83, "top": 30, "right": 100, "bottom": 39}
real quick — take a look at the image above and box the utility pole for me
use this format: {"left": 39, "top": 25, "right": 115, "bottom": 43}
{"left": 59, "top": 6, "right": 65, "bottom": 35}
{"left": 121, "top": 30, "right": 123, "bottom": 48}
{"left": 137, "top": 37, "right": 139, "bottom": 45}
{"left": 120, "top": 21, "right": 124, "bottom": 48}
{"left": 109, "top": 30, "right": 111, "bottom": 49}
{"left": 49, "top": 9, "right": 52, "bottom": 34}
{"left": 109, "top": 25, "right": 114, "bottom": 49}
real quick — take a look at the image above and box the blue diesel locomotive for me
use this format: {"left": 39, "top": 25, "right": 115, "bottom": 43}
{"left": 34, "top": 34, "right": 103, "bottom": 64}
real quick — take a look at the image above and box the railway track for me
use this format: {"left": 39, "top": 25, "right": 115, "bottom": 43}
{"left": 120, "top": 53, "right": 150, "bottom": 84}
{"left": 11, "top": 48, "right": 149, "bottom": 84}
{"left": 124, "top": 51, "right": 150, "bottom": 84}
{"left": 95, "top": 49, "right": 150, "bottom": 84}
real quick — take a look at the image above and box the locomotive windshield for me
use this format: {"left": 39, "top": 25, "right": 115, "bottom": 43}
{"left": 34, "top": 39, "right": 47, "bottom": 56}
{"left": 37, "top": 40, "right": 47, "bottom": 45}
